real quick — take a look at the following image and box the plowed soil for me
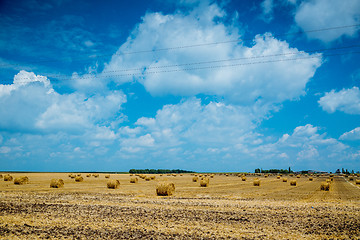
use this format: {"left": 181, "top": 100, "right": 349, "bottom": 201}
{"left": 0, "top": 173, "right": 359, "bottom": 239}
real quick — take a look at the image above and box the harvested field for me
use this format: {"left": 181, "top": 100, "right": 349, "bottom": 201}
{"left": 0, "top": 173, "right": 359, "bottom": 239}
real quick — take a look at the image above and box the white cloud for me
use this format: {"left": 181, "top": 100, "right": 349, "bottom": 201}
{"left": 260, "top": 0, "right": 274, "bottom": 23}
{"left": 0, "top": 146, "right": 11, "bottom": 154}
{"left": 103, "top": 3, "right": 321, "bottom": 105}
{"left": 340, "top": 127, "right": 360, "bottom": 140}
{"left": 318, "top": 87, "right": 360, "bottom": 114}
{"left": 294, "top": 0, "right": 360, "bottom": 42}
{"left": 0, "top": 71, "right": 127, "bottom": 133}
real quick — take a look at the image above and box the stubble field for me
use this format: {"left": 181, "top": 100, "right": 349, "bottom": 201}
{"left": 0, "top": 172, "right": 359, "bottom": 239}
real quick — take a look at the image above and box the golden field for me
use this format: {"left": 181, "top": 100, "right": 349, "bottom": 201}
{"left": 0, "top": 172, "right": 359, "bottom": 239}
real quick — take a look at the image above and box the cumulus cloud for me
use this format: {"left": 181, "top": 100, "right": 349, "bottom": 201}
{"left": 0, "top": 70, "right": 127, "bottom": 133}
{"left": 318, "top": 87, "right": 360, "bottom": 114}
{"left": 294, "top": 0, "right": 360, "bottom": 42}
{"left": 340, "top": 127, "right": 360, "bottom": 140}
{"left": 103, "top": 3, "right": 321, "bottom": 105}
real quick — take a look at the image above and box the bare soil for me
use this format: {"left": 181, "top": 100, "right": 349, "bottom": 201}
{"left": 0, "top": 173, "right": 359, "bottom": 239}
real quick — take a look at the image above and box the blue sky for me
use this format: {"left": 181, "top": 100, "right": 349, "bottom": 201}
{"left": 0, "top": 0, "right": 359, "bottom": 172}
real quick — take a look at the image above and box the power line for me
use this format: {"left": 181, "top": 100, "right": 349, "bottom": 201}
{"left": 0, "top": 24, "right": 359, "bottom": 68}
{"left": 2, "top": 44, "right": 359, "bottom": 82}
{"left": 3, "top": 50, "right": 359, "bottom": 84}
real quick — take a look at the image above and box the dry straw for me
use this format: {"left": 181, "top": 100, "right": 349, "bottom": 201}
{"left": 75, "top": 176, "right": 84, "bottom": 182}
{"left": 14, "top": 176, "right": 29, "bottom": 185}
{"left": 156, "top": 181, "right": 175, "bottom": 196}
{"left": 290, "top": 180, "right": 297, "bottom": 186}
{"left": 320, "top": 182, "right": 330, "bottom": 191}
{"left": 192, "top": 176, "right": 198, "bottom": 182}
{"left": 282, "top": 178, "right": 288, "bottom": 182}
{"left": 107, "top": 180, "right": 120, "bottom": 189}
{"left": 253, "top": 179, "right": 260, "bottom": 186}
{"left": 50, "top": 179, "right": 64, "bottom": 188}
{"left": 4, "top": 174, "right": 13, "bottom": 181}
{"left": 130, "top": 177, "right": 138, "bottom": 183}
{"left": 200, "top": 177, "right": 210, "bottom": 187}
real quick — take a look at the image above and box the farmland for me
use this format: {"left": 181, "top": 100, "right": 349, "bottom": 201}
{"left": 0, "top": 173, "right": 359, "bottom": 239}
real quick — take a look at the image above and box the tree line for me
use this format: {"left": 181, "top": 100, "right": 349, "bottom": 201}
{"left": 129, "top": 169, "right": 195, "bottom": 174}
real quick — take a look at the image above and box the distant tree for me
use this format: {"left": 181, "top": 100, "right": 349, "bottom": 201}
{"left": 289, "top": 167, "right": 292, "bottom": 173}
{"left": 346, "top": 169, "right": 349, "bottom": 174}
{"left": 335, "top": 169, "right": 340, "bottom": 174}
{"left": 255, "top": 168, "right": 261, "bottom": 173}
{"left": 351, "top": 170, "right": 354, "bottom": 174}
{"left": 342, "top": 168, "right": 345, "bottom": 174}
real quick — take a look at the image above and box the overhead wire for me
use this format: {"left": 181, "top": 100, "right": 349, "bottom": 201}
{"left": 0, "top": 24, "right": 359, "bottom": 68}
{"left": 3, "top": 50, "right": 359, "bottom": 84}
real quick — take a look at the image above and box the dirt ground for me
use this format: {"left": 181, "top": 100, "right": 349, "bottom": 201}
{"left": 0, "top": 173, "right": 359, "bottom": 239}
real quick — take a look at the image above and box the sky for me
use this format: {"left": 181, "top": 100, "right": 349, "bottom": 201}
{"left": 0, "top": 0, "right": 359, "bottom": 173}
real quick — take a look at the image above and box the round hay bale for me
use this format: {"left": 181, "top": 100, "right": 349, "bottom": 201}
{"left": 130, "top": 177, "right": 138, "bottom": 183}
{"left": 320, "top": 182, "right": 330, "bottom": 191}
{"left": 105, "top": 174, "right": 110, "bottom": 179}
{"left": 75, "top": 176, "right": 83, "bottom": 182}
{"left": 77, "top": 174, "right": 81, "bottom": 177}
{"left": 210, "top": 174, "right": 214, "bottom": 178}
{"left": 150, "top": 176, "right": 156, "bottom": 180}
{"left": 296, "top": 175, "right": 300, "bottom": 178}
{"left": 130, "top": 174, "right": 133, "bottom": 176}
{"left": 0, "top": 174, "right": 2, "bottom": 179}
{"left": 264, "top": 175, "right": 268, "bottom": 178}
{"left": 326, "top": 179, "right": 331, "bottom": 183}
{"left": 253, "top": 179, "right": 260, "bottom": 186}
{"left": 225, "top": 174, "right": 229, "bottom": 177}
{"left": 4, "top": 174, "right": 13, "bottom": 181}
{"left": 279, "top": 174, "right": 283, "bottom": 177}
{"left": 159, "top": 174, "right": 163, "bottom": 177}
{"left": 86, "top": 174, "right": 91, "bottom": 177}
{"left": 309, "top": 177, "right": 313, "bottom": 181}
{"left": 14, "top": 176, "right": 29, "bottom": 185}
{"left": 241, "top": 176, "right": 246, "bottom": 181}
{"left": 290, "top": 180, "right": 297, "bottom": 186}
{"left": 289, "top": 174, "right": 294, "bottom": 177}
{"left": 277, "top": 176, "right": 281, "bottom": 179}
{"left": 200, "top": 178, "right": 209, "bottom": 187}
{"left": 50, "top": 179, "right": 64, "bottom": 188}
{"left": 192, "top": 176, "right": 198, "bottom": 182}
{"left": 156, "top": 181, "right": 175, "bottom": 196}
{"left": 107, "top": 180, "right": 120, "bottom": 189}
{"left": 355, "top": 179, "right": 360, "bottom": 185}
{"left": 282, "top": 178, "right": 288, "bottom": 182}
{"left": 70, "top": 174, "right": 76, "bottom": 179}
{"left": 145, "top": 176, "right": 151, "bottom": 181}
